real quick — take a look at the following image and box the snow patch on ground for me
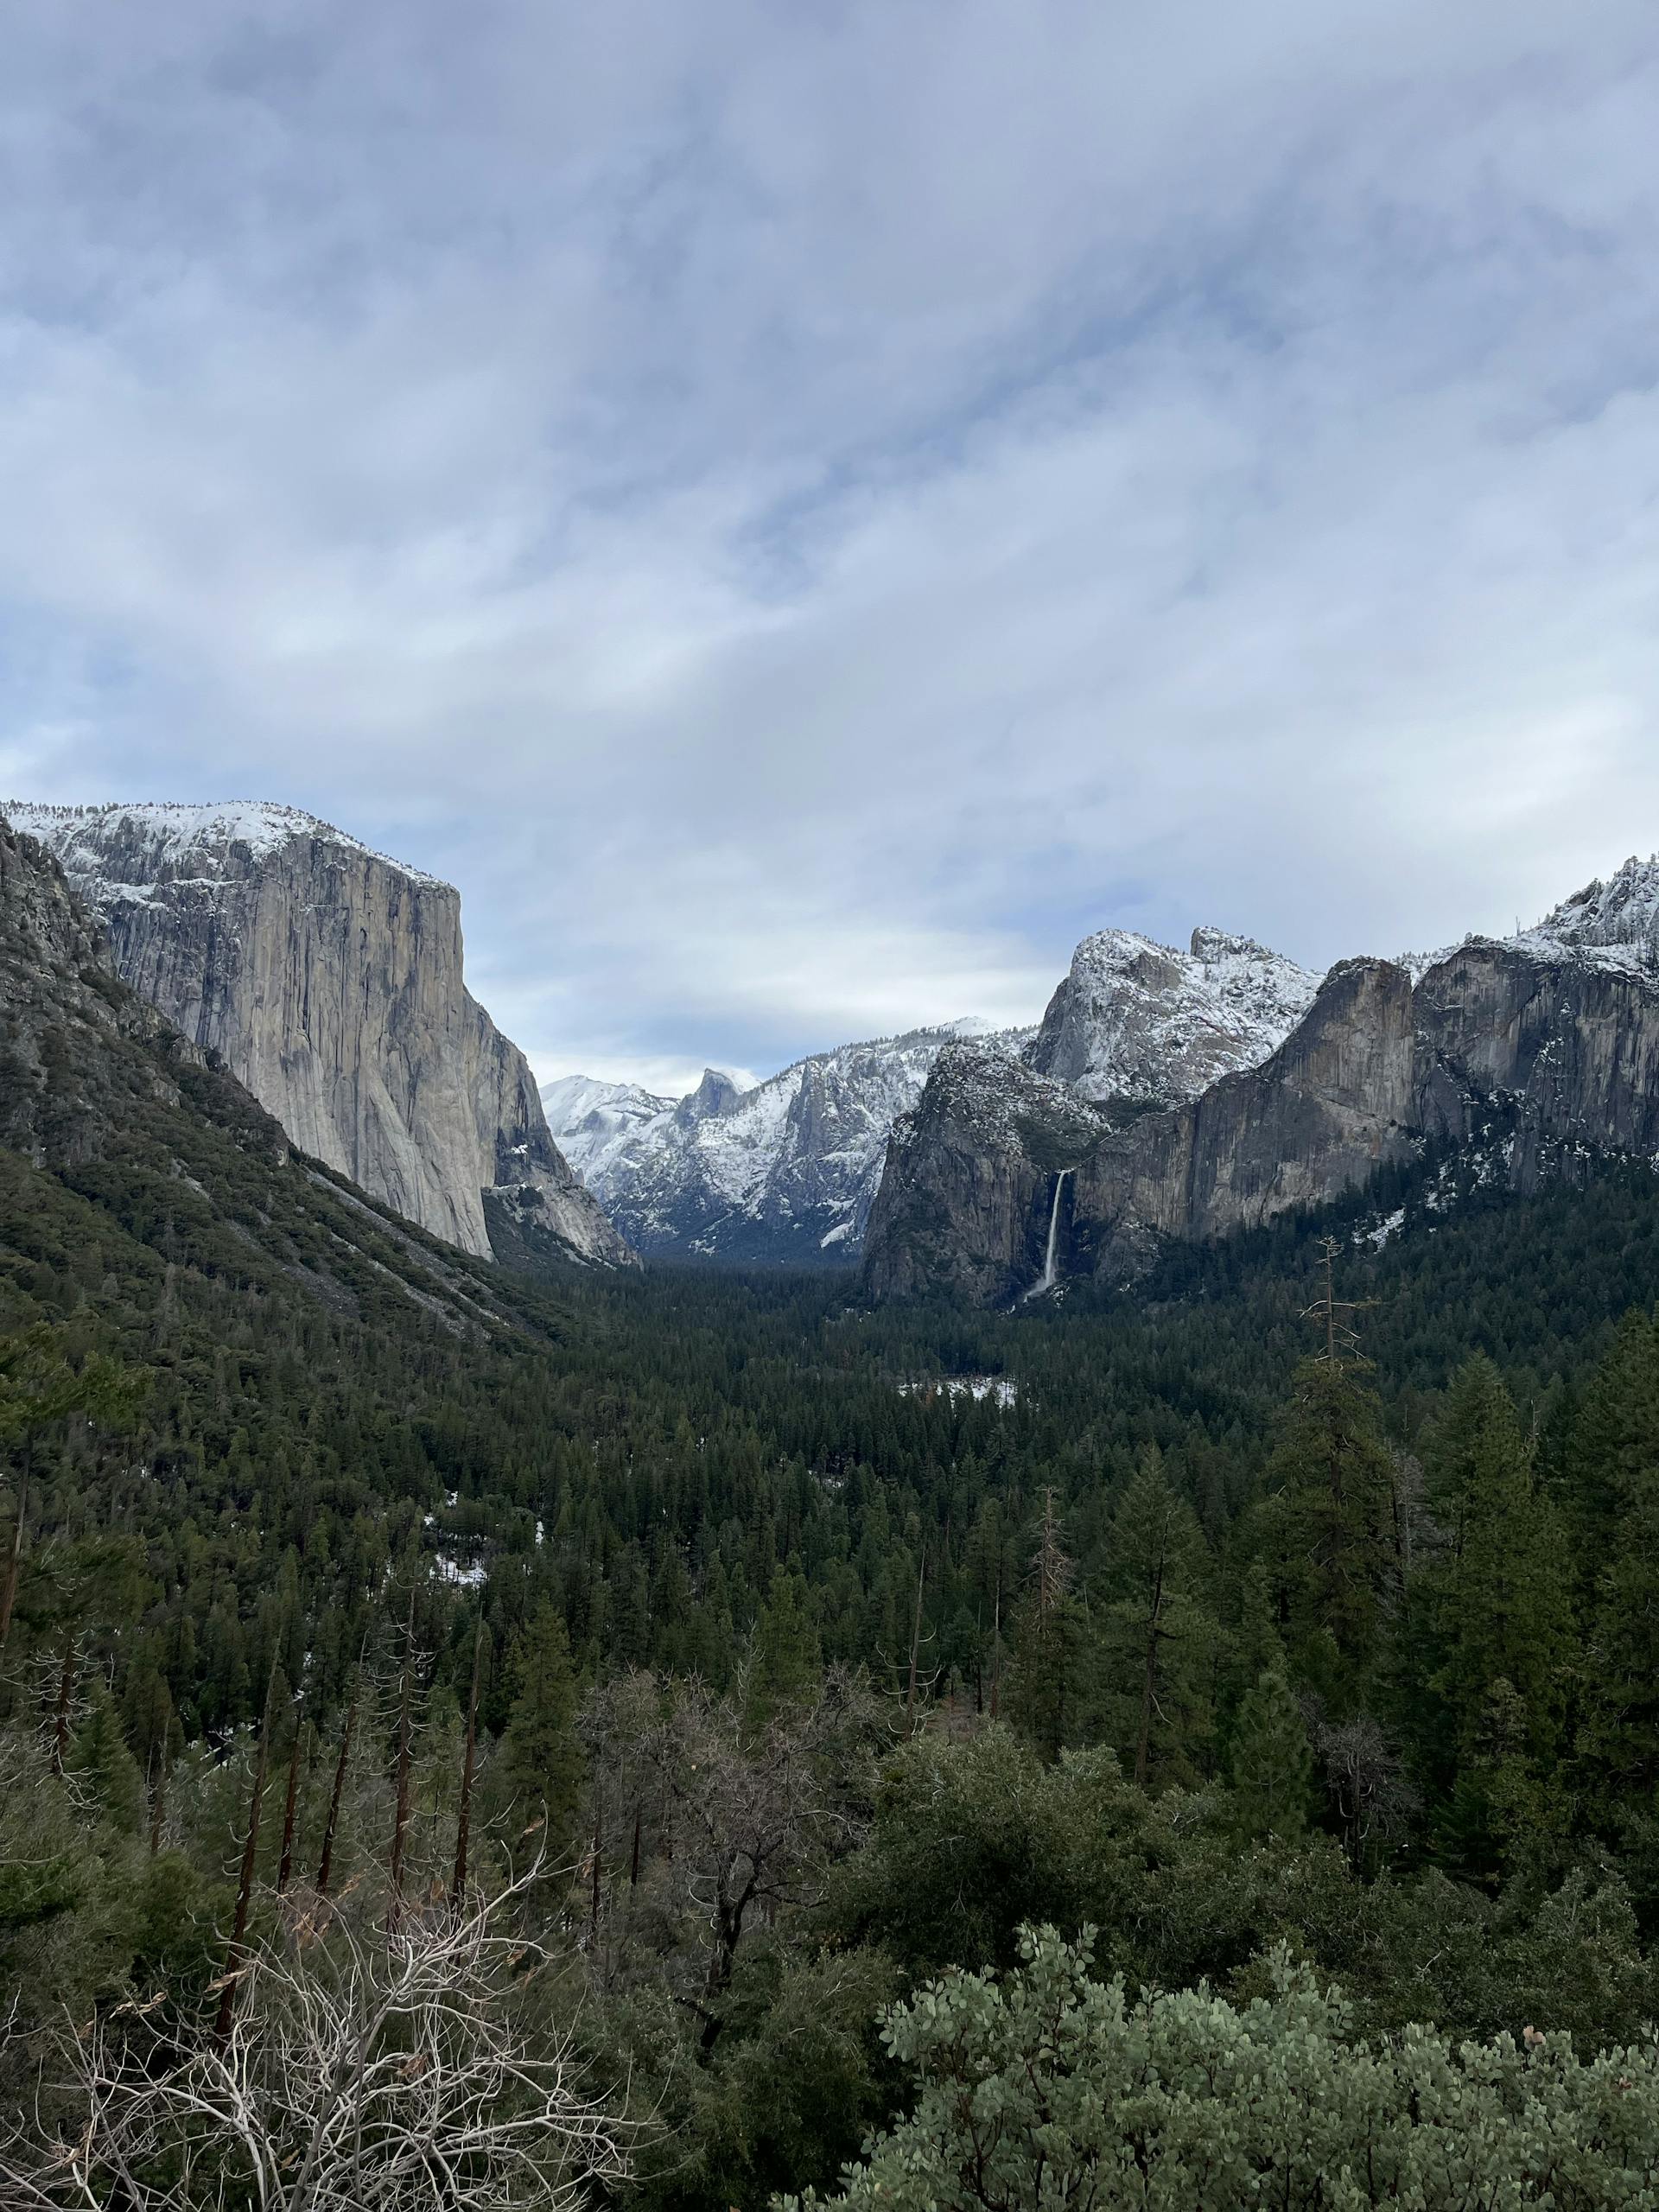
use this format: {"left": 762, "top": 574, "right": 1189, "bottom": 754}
{"left": 896, "top": 1375, "right": 1020, "bottom": 1408}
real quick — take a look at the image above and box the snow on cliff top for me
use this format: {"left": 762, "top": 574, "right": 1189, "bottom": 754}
{"left": 1029, "top": 924, "right": 1322, "bottom": 1104}
{"left": 3, "top": 800, "right": 449, "bottom": 893}
{"left": 1537, "top": 855, "right": 1659, "bottom": 951}
{"left": 1403, "top": 857, "right": 1659, "bottom": 983}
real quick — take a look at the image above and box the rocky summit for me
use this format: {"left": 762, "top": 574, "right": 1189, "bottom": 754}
{"left": 863, "top": 865, "right": 1659, "bottom": 1304}
{"left": 1023, "top": 925, "right": 1322, "bottom": 1106}
{"left": 5, "top": 801, "right": 635, "bottom": 1272}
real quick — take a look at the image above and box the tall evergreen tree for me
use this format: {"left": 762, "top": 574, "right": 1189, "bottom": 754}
{"left": 497, "top": 1605, "right": 583, "bottom": 1846}
{"left": 1098, "top": 1448, "right": 1218, "bottom": 1788}
{"left": 1229, "top": 1666, "right": 1317, "bottom": 1841}
{"left": 1259, "top": 1358, "right": 1398, "bottom": 1710}
{"left": 1416, "top": 1358, "right": 1572, "bottom": 1761}
{"left": 1007, "top": 1492, "right": 1092, "bottom": 1761}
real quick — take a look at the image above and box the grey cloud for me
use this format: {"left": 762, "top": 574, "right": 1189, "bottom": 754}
{"left": 1, "top": 2, "right": 1656, "bottom": 1084}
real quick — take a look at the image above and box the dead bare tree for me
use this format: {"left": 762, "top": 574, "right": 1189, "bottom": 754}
{"left": 387, "top": 1593, "right": 416, "bottom": 1923}
{"left": 628, "top": 1667, "right": 877, "bottom": 2043}
{"left": 314, "top": 1682, "right": 360, "bottom": 1901}
{"left": 0, "top": 1868, "right": 631, "bottom": 2212}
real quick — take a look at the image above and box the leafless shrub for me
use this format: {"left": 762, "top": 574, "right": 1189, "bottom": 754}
{"left": 0, "top": 1867, "right": 631, "bottom": 2212}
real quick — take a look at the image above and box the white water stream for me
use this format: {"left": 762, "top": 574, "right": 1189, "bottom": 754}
{"left": 1023, "top": 1169, "right": 1069, "bottom": 1301}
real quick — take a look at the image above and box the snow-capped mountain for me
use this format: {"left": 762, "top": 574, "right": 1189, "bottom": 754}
{"left": 865, "top": 859, "right": 1659, "bottom": 1305}
{"left": 6, "top": 799, "right": 635, "bottom": 1272}
{"left": 1525, "top": 855, "right": 1659, "bottom": 964}
{"left": 543, "top": 917, "right": 1321, "bottom": 1267}
{"left": 539, "top": 1074, "right": 676, "bottom": 1187}
{"left": 543, "top": 1020, "right": 1029, "bottom": 1263}
{"left": 1023, "top": 925, "right": 1323, "bottom": 1106}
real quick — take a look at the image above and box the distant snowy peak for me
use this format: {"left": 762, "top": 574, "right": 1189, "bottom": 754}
{"left": 545, "top": 1021, "right": 1033, "bottom": 1261}
{"left": 539, "top": 1075, "right": 673, "bottom": 1188}
{"left": 677, "top": 1068, "right": 746, "bottom": 1125}
{"left": 1024, "top": 923, "right": 1322, "bottom": 1105}
{"left": 5, "top": 799, "right": 448, "bottom": 899}
{"left": 1536, "top": 855, "right": 1659, "bottom": 954}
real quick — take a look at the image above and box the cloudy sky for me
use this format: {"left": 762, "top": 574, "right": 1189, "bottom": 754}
{"left": 3, "top": 3, "right": 1656, "bottom": 1096}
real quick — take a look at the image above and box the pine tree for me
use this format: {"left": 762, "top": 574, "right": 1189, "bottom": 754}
{"left": 1228, "top": 1667, "right": 1316, "bottom": 1841}
{"left": 1007, "top": 1492, "right": 1092, "bottom": 1761}
{"left": 66, "top": 1686, "right": 146, "bottom": 1836}
{"left": 1413, "top": 1357, "right": 1573, "bottom": 1789}
{"left": 1260, "top": 1358, "right": 1398, "bottom": 1709}
{"left": 749, "top": 1562, "right": 823, "bottom": 1720}
{"left": 497, "top": 1605, "right": 583, "bottom": 1845}
{"left": 1564, "top": 1309, "right": 1659, "bottom": 1573}
{"left": 1098, "top": 1448, "right": 1218, "bottom": 1788}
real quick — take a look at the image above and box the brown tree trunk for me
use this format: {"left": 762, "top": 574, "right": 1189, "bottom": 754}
{"left": 904, "top": 1544, "right": 926, "bottom": 1736}
{"left": 276, "top": 1707, "right": 305, "bottom": 1894}
{"left": 388, "top": 1594, "right": 416, "bottom": 1923}
{"left": 315, "top": 1688, "right": 359, "bottom": 1899}
{"left": 450, "top": 1619, "right": 484, "bottom": 1910}
{"left": 588, "top": 1790, "right": 602, "bottom": 1952}
{"left": 1134, "top": 1553, "right": 1169, "bottom": 1789}
{"left": 215, "top": 1665, "right": 277, "bottom": 2041}
{"left": 0, "top": 1453, "right": 29, "bottom": 1649}
{"left": 148, "top": 1742, "right": 168, "bottom": 1856}
{"left": 49, "top": 1624, "right": 77, "bottom": 1777}
{"left": 989, "top": 1580, "right": 1002, "bottom": 1721}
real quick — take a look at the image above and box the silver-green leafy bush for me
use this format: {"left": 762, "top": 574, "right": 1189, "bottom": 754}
{"left": 795, "top": 1928, "right": 1659, "bottom": 2211}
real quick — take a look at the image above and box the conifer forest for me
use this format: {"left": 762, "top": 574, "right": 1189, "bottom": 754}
{"left": 10, "top": 1030, "right": 1659, "bottom": 2203}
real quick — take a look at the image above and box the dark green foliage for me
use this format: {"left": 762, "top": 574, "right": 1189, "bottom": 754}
{"left": 495, "top": 1602, "right": 583, "bottom": 1844}
{"left": 15, "top": 835, "right": 1659, "bottom": 2199}
{"left": 1256, "top": 1357, "right": 1399, "bottom": 1708}
{"left": 802, "top": 1928, "right": 1659, "bottom": 2212}
{"left": 1230, "top": 1669, "right": 1316, "bottom": 1842}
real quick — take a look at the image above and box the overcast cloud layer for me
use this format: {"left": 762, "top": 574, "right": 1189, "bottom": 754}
{"left": 2, "top": 3, "right": 1656, "bottom": 1096}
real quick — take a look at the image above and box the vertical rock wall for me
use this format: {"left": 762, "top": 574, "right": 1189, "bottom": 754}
{"left": 5, "top": 803, "right": 635, "bottom": 1269}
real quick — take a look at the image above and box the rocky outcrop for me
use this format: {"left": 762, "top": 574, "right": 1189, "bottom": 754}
{"left": 864, "top": 912, "right": 1659, "bottom": 1303}
{"left": 545, "top": 1021, "right": 1033, "bottom": 1263}
{"left": 7, "top": 802, "right": 634, "bottom": 1269}
{"left": 1025, "top": 925, "right": 1321, "bottom": 1104}
{"left": 861, "top": 1041, "right": 1110, "bottom": 1301}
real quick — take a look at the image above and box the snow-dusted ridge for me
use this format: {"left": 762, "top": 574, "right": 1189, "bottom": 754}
{"left": 544, "top": 1020, "right": 1034, "bottom": 1262}
{"left": 1400, "top": 855, "right": 1659, "bottom": 986}
{"left": 4, "top": 800, "right": 448, "bottom": 894}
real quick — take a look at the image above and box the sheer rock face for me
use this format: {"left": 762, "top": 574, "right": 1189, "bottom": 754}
{"left": 864, "top": 934, "right": 1659, "bottom": 1303}
{"left": 6, "top": 802, "right": 635, "bottom": 1269}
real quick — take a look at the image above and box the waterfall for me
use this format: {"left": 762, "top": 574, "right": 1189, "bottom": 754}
{"left": 1023, "top": 1170, "right": 1069, "bottom": 1301}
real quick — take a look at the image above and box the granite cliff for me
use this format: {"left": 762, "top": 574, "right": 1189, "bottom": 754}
{"left": 5, "top": 802, "right": 634, "bottom": 1270}
{"left": 865, "top": 861, "right": 1659, "bottom": 1303}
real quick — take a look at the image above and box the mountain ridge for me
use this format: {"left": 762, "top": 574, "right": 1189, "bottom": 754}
{"left": 863, "top": 860, "right": 1659, "bottom": 1303}
{"left": 543, "top": 1020, "right": 1032, "bottom": 1264}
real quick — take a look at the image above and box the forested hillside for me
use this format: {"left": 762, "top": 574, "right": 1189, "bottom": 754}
{"left": 9, "top": 818, "right": 1659, "bottom": 2203}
